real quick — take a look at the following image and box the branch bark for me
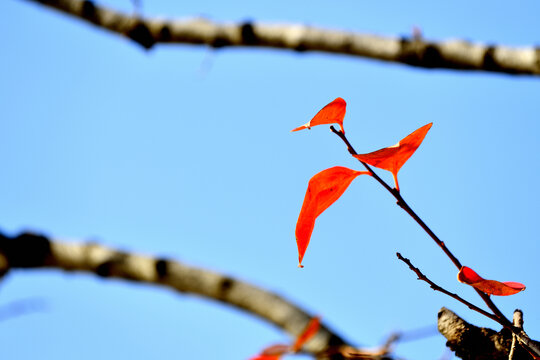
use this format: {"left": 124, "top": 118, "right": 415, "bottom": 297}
{"left": 23, "top": 0, "right": 540, "bottom": 76}
{"left": 438, "top": 307, "right": 540, "bottom": 360}
{"left": 0, "top": 232, "right": 350, "bottom": 359}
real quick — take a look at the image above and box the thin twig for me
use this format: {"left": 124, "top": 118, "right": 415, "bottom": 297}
{"left": 0, "top": 298, "right": 48, "bottom": 322}
{"left": 396, "top": 252, "right": 502, "bottom": 325}
{"left": 330, "top": 126, "right": 511, "bottom": 326}
{"left": 511, "top": 310, "right": 540, "bottom": 360}
{"left": 396, "top": 324, "right": 439, "bottom": 343}
{"left": 509, "top": 310, "right": 523, "bottom": 360}
{"left": 399, "top": 253, "right": 540, "bottom": 359}
{"left": 509, "top": 334, "right": 517, "bottom": 360}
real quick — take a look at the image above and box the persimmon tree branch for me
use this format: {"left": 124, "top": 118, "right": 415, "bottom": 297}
{"left": 398, "top": 254, "right": 540, "bottom": 359}
{"left": 396, "top": 253, "right": 500, "bottom": 324}
{"left": 330, "top": 126, "right": 511, "bottom": 325}
{"left": 439, "top": 308, "right": 540, "bottom": 360}
{"left": 0, "top": 232, "right": 351, "bottom": 359}
{"left": 22, "top": 0, "right": 540, "bottom": 76}
{"left": 509, "top": 310, "right": 524, "bottom": 360}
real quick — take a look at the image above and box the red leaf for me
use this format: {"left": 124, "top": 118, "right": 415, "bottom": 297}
{"left": 291, "top": 98, "right": 347, "bottom": 133}
{"left": 292, "top": 317, "right": 321, "bottom": 352}
{"left": 457, "top": 266, "right": 526, "bottom": 296}
{"left": 249, "top": 317, "right": 321, "bottom": 359}
{"left": 248, "top": 344, "right": 290, "bottom": 360}
{"left": 249, "top": 354, "right": 282, "bottom": 360}
{"left": 353, "top": 123, "right": 432, "bottom": 191}
{"left": 295, "top": 167, "right": 369, "bottom": 267}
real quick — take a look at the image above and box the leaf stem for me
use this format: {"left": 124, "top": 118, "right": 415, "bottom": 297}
{"left": 329, "top": 126, "right": 511, "bottom": 326}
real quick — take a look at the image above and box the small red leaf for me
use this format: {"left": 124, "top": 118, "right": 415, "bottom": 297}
{"left": 249, "top": 317, "right": 321, "bottom": 359}
{"left": 295, "top": 167, "right": 369, "bottom": 267}
{"left": 292, "top": 317, "right": 321, "bottom": 352}
{"left": 353, "top": 123, "right": 432, "bottom": 191}
{"left": 249, "top": 344, "right": 290, "bottom": 360}
{"left": 292, "top": 98, "right": 347, "bottom": 133}
{"left": 260, "top": 344, "right": 292, "bottom": 356}
{"left": 249, "top": 354, "right": 282, "bottom": 360}
{"left": 457, "top": 266, "right": 526, "bottom": 296}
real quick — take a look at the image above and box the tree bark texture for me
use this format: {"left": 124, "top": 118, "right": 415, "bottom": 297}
{"left": 23, "top": 0, "right": 540, "bottom": 76}
{"left": 0, "top": 232, "right": 350, "bottom": 358}
{"left": 438, "top": 307, "right": 540, "bottom": 360}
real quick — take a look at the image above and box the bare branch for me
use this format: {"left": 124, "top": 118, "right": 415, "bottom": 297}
{"left": 0, "top": 297, "right": 48, "bottom": 322}
{"left": 22, "top": 0, "right": 540, "bottom": 76}
{"left": 398, "top": 254, "right": 540, "bottom": 359}
{"left": 396, "top": 253, "right": 501, "bottom": 325}
{"left": 509, "top": 310, "right": 523, "bottom": 360}
{"left": 0, "top": 232, "right": 350, "bottom": 358}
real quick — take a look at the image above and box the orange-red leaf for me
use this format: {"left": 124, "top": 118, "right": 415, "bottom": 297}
{"left": 249, "top": 354, "right": 282, "bottom": 360}
{"left": 353, "top": 123, "right": 432, "bottom": 191}
{"left": 457, "top": 266, "right": 526, "bottom": 296}
{"left": 249, "top": 317, "right": 321, "bottom": 360}
{"left": 292, "top": 317, "right": 321, "bottom": 352}
{"left": 295, "top": 167, "right": 369, "bottom": 267}
{"left": 291, "top": 98, "right": 347, "bottom": 133}
{"left": 249, "top": 344, "right": 291, "bottom": 360}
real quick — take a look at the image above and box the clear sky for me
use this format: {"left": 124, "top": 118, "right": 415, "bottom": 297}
{"left": 1, "top": 1, "right": 539, "bottom": 359}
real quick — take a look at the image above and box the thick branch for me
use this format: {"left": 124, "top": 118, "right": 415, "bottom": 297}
{"left": 0, "top": 232, "right": 350, "bottom": 358}
{"left": 398, "top": 254, "right": 540, "bottom": 359}
{"left": 24, "top": 0, "right": 540, "bottom": 75}
{"left": 438, "top": 308, "right": 540, "bottom": 360}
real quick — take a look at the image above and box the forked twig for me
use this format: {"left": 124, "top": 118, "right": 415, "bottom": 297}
{"left": 329, "top": 125, "right": 540, "bottom": 357}
{"left": 398, "top": 253, "right": 540, "bottom": 359}
{"left": 329, "top": 126, "right": 511, "bottom": 326}
{"left": 396, "top": 253, "right": 501, "bottom": 324}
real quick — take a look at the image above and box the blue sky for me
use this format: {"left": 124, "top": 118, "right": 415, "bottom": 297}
{"left": 1, "top": 1, "right": 539, "bottom": 359}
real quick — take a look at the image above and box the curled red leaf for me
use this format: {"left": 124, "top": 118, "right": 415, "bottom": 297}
{"left": 295, "top": 167, "right": 369, "bottom": 268}
{"left": 291, "top": 97, "right": 347, "bottom": 133}
{"left": 457, "top": 266, "right": 526, "bottom": 296}
{"left": 249, "top": 317, "right": 321, "bottom": 360}
{"left": 248, "top": 344, "right": 290, "bottom": 360}
{"left": 353, "top": 123, "right": 432, "bottom": 191}
{"left": 292, "top": 316, "right": 321, "bottom": 352}
{"left": 249, "top": 354, "right": 282, "bottom": 360}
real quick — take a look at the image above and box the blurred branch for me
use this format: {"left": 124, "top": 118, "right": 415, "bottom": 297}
{"left": 0, "top": 232, "right": 351, "bottom": 359}
{"left": 0, "top": 297, "right": 48, "bottom": 322}
{"left": 22, "top": 0, "right": 540, "bottom": 76}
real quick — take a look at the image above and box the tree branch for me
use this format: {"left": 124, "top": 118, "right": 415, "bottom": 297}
{"left": 0, "top": 232, "right": 351, "bottom": 358}
{"left": 23, "top": 0, "right": 540, "bottom": 76}
{"left": 398, "top": 254, "right": 540, "bottom": 360}
{"left": 330, "top": 126, "right": 512, "bottom": 327}
{"left": 396, "top": 253, "right": 501, "bottom": 325}
{"left": 438, "top": 307, "right": 540, "bottom": 360}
